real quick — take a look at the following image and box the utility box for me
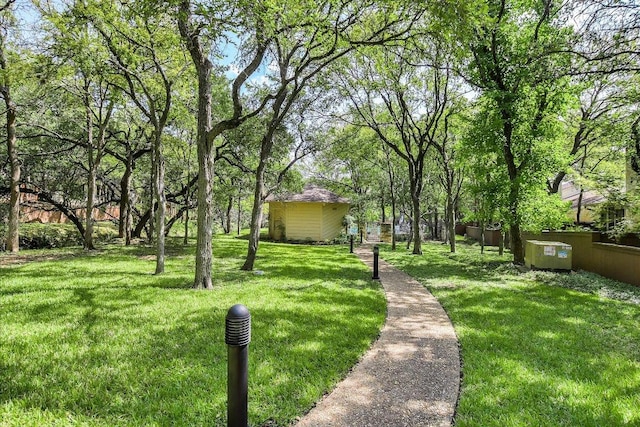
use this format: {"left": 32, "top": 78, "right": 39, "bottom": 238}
{"left": 525, "top": 240, "right": 572, "bottom": 270}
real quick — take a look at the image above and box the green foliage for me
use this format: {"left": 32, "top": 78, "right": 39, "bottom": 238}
{"left": 381, "top": 241, "right": 640, "bottom": 427}
{"left": 459, "top": 102, "right": 510, "bottom": 226}
{"left": 463, "top": 0, "right": 578, "bottom": 255}
{"left": 518, "top": 188, "right": 571, "bottom": 232}
{"left": 15, "top": 223, "right": 118, "bottom": 250}
{"left": 595, "top": 187, "right": 640, "bottom": 241}
{"left": 0, "top": 235, "right": 385, "bottom": 426}
{"left": 312, "top": 125, "right": 383, "bottom": 225}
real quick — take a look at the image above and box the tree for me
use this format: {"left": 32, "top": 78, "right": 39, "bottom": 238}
{"left": 233, "top": 1, "right": 426, "bottom": 270}
{"left": 37, "top": 1, "right": 116, "bottom": 250}
{"left": 467, "top": 0, "right": 574, "bottom": 263}
{"left": 313, "top": 124, "right": 382, "bottom": 244}
{"left": 460, "top": 102, "right": 510, "bottom": 254}
{"left": 0, "top": 0, "right": 18, "bottom": 252}
{"left": 336, "top": 41, "right": 455, "bottom": 255}
{"left": 106, "top": 115, "right": 151, "bottom": 244}
{"left": 380, "top": 141, "right": 404, "bottom": 250}
{"left": 81, "top": 77, "right": 114, "bottom": 250}
{"left": 240, "top": 83, "right": 325, "bottom": 271}
{"left": 178, "top": 0, "right": 270, "bottom": 288}
{"left": 86, "top": 0, "right": 184, "bottom": 273}
{"left": 179, "top": 0, "right": 425, "bottom": 281}
{"left": 434, "top": 109, "right": 465, "bottom": 252}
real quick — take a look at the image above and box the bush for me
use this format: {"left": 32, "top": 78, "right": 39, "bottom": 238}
{"left": 332, "top": 233, "right": 351, "bottom": 244}
{"left": 16, "top": 222, "right": 118, "bottom": 250}
{"left": 19, "top": 223, "right": 82, "bottom": 249}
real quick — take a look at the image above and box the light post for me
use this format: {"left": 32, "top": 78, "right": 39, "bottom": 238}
{"left": 225, "top": 304, "right": 251, "bottom": 427}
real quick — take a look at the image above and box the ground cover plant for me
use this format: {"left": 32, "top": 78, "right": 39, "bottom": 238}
{"left": 3, "top": 222, "right": 118, "bottom": 250}
{"left": 0, "top": 235, "right": 385, "bottom": 426}
{"left": 381, "top": 241, "right": 640, "bottom": 427}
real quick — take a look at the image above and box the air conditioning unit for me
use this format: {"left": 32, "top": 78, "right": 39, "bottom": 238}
{"left": 525, "top": 240, "right": 572, "bottom": 270}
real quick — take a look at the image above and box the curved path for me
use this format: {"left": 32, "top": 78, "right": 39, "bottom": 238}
{"left": 295, "top": 245, "right": 461, "bottom": 427}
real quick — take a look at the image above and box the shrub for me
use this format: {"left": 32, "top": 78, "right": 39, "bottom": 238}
{"left": 16, "top": 222, "right": 118, "bottom": 250}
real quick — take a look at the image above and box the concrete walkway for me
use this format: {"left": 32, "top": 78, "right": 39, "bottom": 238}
{"left": 295, "top": 245, "right": 461, "bottom": 427}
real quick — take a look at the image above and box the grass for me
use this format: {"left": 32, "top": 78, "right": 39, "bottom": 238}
{"left": 0, "top": 235, "right": 385, "bottom": 427}
{"left": 380, "top": 240, "right": 640, "bottom": 427}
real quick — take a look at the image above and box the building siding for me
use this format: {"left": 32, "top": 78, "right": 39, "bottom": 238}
{"left": 268, "top": 201, "right": 349, "bottom": 241}
{"left": 286, "top": 203, "right": 322, "bottom": 240}
{"left": 322, "top": 203, "right": 349, "bottom": 240}
{"left": 268, "top": 202, "right": 286, "bottom": 240}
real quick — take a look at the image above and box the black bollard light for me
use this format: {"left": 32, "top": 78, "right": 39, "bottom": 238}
{"left": 225, "top": 304, "right": 251, "bottom": 427}
{"left": 372, "top": 245, "right": 380, "bottom": 280}
{"left": 350, "top": 235, "right": 354, "bottom": 253}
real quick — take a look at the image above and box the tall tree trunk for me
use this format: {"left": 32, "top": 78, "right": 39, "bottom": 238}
{"left": 410, "top": 189, "right": 422, "bottom": 254}
{"left": 84, "top": 99, "right": 112, "bottom": 250}
{"left": 85, "top": 161, "right": 97, "bottom": 250}
{"left": 154, "top": 132, "right": 166, "bottom": 274}
{"left": 510, "top": 223, "right": 524, "bottom": 264}
{"left": 4, "top": 89, "right": 18, "bottom": 252}
{"left": 224, "top": 196, "right": 233, "bottom": 234}
{"left": 1, "top": 13, "right": 19, "bottom": 253}
{"left": 125, "top": 196, "right": 132, "bottom": 245}
{"left": 384, "top": 149, "right": 397, "bottom": 251}
{"left": 500, "top": 107, "right": 525, "bottom": 264}
{"left": 575, "top": 146, "right": 587, "bottom": 224}
{"left": 194, "top": 140, "right": 214, "bottom": 287}
{"left": 241, "top": 161, "right": 267, "bottom": 271}
{"left": 148, "top": 151, "right": 155, "bottom": 244}
{"left": 434, "top": 209, "right": 439, "bottom": 241}
{"left": 237, "top": 195, "right": 242, "bottom": 235}
{"left": 507, "top": 176, "right": 525, "bottom": 263}
{"left": 576, "top": 187, "right": 584, "bottom": 224}
{"left": 480, "top": 221, "right": 486, "bottom": 254}
{"left": 446, "top": 193, "right": 456, "bottom": 253}
{"left": 240, "top": 68, "right": 287, "bottom": 270}
{"left": 183, "top": 207, "right": 189, "bottom": 245}
{"left": 84, "top": 90, "right": 96, "bottom": 250}
{"left": 119, "top": 152, "right": 133, "bottom": 239}
{"left": 391, "top": 194, "right": 397, "bottom": 251}
{"left": 179, "top": 3, "right": 215, "bottom": 289}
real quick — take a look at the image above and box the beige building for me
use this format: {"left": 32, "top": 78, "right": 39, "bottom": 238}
{"left": 559, "top": 180, "right": 604, "bottom": 224}
{"left": 266, "top": 185, "right": 350, "bottom": 242}
{"left": 560, "top": 162, "right": 639, "bottom": 224}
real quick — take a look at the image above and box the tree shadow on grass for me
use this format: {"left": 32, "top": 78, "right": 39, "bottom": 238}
{"left": 248, "top": 242, "right": 373, "bottom": 289}
{"left": 446, "top": 284, "right": 640, "bottom": 426}
{"left": 0, "top": 274, "right": 385, "bottom": 427}
{"left": 1, "top": 235, "right": 388, "bottom": 426}
{"left": 382, "top": 241, "right": 640, "bottom": 426}
{"left": 387, "top": 253, "right": 509, "bottom": 285}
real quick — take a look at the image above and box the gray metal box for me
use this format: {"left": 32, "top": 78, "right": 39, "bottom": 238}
{"left": 525, "top": 240, "right": 572, "bottom": 270}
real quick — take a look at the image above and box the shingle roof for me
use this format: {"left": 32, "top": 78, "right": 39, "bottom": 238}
{"left": 266, "top": 185, "right": 349, "bottom": 204}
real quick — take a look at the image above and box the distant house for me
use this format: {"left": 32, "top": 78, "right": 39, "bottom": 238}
{"left": 560, "top": 162, "right": 639, "bottom": 225}
{"left": 560, "top": 180, "right": 605, "bottom": 224}
{"left": 266, "top": 185, "right": 350, "bottom": 242}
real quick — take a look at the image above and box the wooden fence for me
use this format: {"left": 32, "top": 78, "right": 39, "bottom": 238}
{"left": 522, "top": 231, "right": 640, "bottom": 287}
{"left": 464, "top": 226, "right": 504, "bottom": 246}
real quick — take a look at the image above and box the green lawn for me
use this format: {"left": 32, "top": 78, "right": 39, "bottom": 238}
{"left": 381, "top": 241, "right": 640, "bottom": 427}
{"left": 0, "top": 236, "right": 385, "bottom": 427}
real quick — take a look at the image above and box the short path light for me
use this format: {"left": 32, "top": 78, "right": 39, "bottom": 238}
{"left": 372, "top": 245, "right": 380, "bottom": 280}
{"left": 350, "top": 235, "right": 354, "bottom": 253}
{"left": 225, "top": 304, "right": 251, "bottom": 427}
